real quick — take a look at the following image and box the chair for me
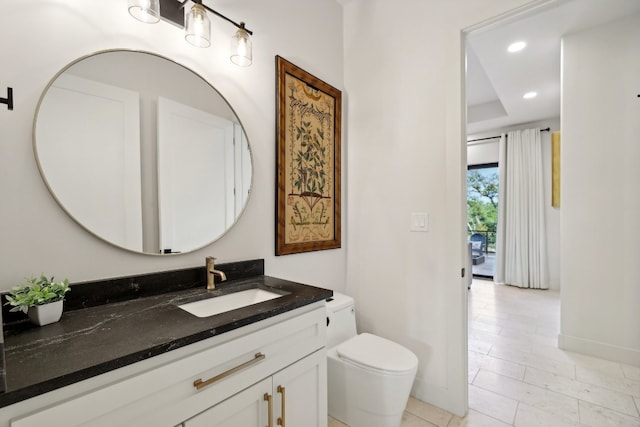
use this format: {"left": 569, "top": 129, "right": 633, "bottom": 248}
{"left": 467, "top": 242, "right": 473, "bottom": 289}
{"left": 469, "top": 233, "right": 485, "bottom": 265}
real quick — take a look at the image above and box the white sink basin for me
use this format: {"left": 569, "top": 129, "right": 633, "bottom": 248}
{"left": 178, "top": 288, "right": 284, "bottom": 318}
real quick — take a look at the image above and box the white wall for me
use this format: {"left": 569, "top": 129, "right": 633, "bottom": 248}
{"left": 560, "top": 13, "right": 640, "bottom": 366}
{"left": 0, "top": 1, "right": 345, "bottom": 291}
{"left": 342, "top": 0, "right": 535, "bottom": 415}
{"left": 467, "top": 118, "right": 562, "bottom": 290}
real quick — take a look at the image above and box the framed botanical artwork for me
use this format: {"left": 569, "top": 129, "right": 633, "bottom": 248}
{"left": 275, "top": 56, "right": 342, "bottom": 255}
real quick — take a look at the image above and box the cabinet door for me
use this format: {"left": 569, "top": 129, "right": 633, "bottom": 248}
{"left": 183, "top": 378, "right": 271, "bottom": 427}
{"left": 272, "top": 349, "right": 327, "bottom": 427}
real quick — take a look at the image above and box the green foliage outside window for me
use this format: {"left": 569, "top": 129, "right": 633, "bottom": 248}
{"left": 467, "top": 168, "right": 499, "bottom": 252}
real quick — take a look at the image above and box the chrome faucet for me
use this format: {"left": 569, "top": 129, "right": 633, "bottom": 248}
{"left": 206, "top": 256, "right": 227, "bottom": 290}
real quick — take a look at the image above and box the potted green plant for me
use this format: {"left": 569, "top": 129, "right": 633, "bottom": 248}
{"left": 4, "top": 275, "right": 71, "bottom": 326}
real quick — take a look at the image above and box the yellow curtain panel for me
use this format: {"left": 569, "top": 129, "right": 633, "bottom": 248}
{"left": 551, "top": 131, "right": 561, "bottom": 207}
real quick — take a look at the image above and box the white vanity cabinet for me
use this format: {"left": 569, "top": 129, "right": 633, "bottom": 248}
{"left": 6, "top": 302, "right": 327, "bottom": 427}
{"left": 183, "top": 378, "right": 272, "bottom": 427}
{"left": 183, "top": 348, "right": 326, "bottom": 427}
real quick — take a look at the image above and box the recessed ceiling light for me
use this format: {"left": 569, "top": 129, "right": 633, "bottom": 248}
{"left": 508, "top": 41, "right": 526, "bottom": 53}
{"left": 523, "top": 91, "right": 538, "bottom": 99}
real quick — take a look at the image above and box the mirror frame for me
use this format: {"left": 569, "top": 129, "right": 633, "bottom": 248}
{"left": 32, "top": 49, "right": 254, "bottom": 256}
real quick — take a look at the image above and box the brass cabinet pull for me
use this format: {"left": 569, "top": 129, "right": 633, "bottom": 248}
{"left": 193, "top": 352, "right": 266, "bottom": 390}
{"left": 277, "top": 385, "right": 286, "bottom": 426}
{"left": 264, "top": 393, "right": 273, "bottom": 427}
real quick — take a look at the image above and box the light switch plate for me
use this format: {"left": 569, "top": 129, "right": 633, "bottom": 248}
{"left": 410, "top": 213, "right": 429, "bottom": 232}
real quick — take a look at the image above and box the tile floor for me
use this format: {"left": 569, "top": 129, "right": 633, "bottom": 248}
{"left": 329, "top": 279, "right": 640, "bottom": 426}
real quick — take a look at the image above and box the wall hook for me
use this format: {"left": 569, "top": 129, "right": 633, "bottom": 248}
{"left": 1, "top": 87, "right": 13, "bottom": 110}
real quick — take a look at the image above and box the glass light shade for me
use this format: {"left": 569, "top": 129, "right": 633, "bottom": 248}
{"left": 230, "top": 27, "right": 252, "bottom": 67}
{"left": 128, "top": 0, "right": 160, "bottom": 24}
{"left": 185, "top": 4, "right": 211, "bottom": 48}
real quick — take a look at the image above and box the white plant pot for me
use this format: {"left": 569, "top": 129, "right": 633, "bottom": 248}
{"left": 28, "top": 300, "right": 64, "bottom": 326}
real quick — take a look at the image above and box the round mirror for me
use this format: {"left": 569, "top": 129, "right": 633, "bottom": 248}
{"left": 34, "top": 50, "right": 253, "bottom": 255}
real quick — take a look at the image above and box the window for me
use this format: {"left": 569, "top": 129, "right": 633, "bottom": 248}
{"left": 467, "top": 163, "right": 498, "bottom": 278}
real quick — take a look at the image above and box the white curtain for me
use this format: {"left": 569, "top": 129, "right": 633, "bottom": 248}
{"left": 494, "top": 128, "right": 549, "bottom": 289}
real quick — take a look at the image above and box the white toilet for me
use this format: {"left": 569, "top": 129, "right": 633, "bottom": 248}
{"left": 326, "top": 292, "right": 418, "bottom": 427}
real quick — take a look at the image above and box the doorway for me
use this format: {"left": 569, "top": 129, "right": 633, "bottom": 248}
{"left": 464, "top": 0, "right": 569, "bottom": 292}
{"left": 463, "top": 1, "right": 640, "bottom": 422}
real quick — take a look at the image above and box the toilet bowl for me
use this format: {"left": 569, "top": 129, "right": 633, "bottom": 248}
{"left": 326, "top": 292, "right": 418, "bottom": 427}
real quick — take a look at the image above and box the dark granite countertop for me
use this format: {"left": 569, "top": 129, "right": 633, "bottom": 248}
{"left": 0, "top": 260, "right": 332, "bottom": 408}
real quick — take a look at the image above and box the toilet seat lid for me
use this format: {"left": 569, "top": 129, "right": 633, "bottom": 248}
{"left": 336, "top": 333, "right": 418, "bottom": 374}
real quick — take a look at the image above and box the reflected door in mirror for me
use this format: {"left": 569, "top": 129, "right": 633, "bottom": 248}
{"left": 37, "top": 74, "right": 144, "bottom": 251}
{"left": 158, "top": 97, "right": 232, "bottom": 253}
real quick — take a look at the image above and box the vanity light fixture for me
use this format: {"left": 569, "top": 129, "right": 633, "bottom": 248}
{"left": 128, "top": 0, "right": 254, "bottom": 66}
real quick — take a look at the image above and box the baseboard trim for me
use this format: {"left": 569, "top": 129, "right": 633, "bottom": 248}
{"left": 558, "top": 333, "right": 640, "bottom": 367}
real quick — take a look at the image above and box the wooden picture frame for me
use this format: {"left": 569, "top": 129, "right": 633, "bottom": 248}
{"left": 275, "top": 56, "right": 342, "bottom": 255}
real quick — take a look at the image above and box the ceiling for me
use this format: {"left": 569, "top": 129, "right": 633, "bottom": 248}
{"left": 466, "top": 0, "right": 640, "bottom": 136}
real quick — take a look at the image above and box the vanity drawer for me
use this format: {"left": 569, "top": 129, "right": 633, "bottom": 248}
{"left": 10, "top": 304, "right": 326, "bottom": 427}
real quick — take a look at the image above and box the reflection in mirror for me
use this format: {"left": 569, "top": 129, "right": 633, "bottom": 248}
{"left": 34, "top": 50, "right": 252, "bottom": 255}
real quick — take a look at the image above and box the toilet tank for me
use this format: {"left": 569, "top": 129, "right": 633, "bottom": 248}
{"left": 326, "top": 292, "right": 357, "bottom": 349}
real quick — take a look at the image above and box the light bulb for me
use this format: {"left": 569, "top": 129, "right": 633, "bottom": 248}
{"left": 508, "top": 41, "right": 526, "bottom": 53}
{"left": 231, "top": 25, "right": 252, "bottom": 67}
{"left": 185, "top": 4, "right": 211, "bottom": 48}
